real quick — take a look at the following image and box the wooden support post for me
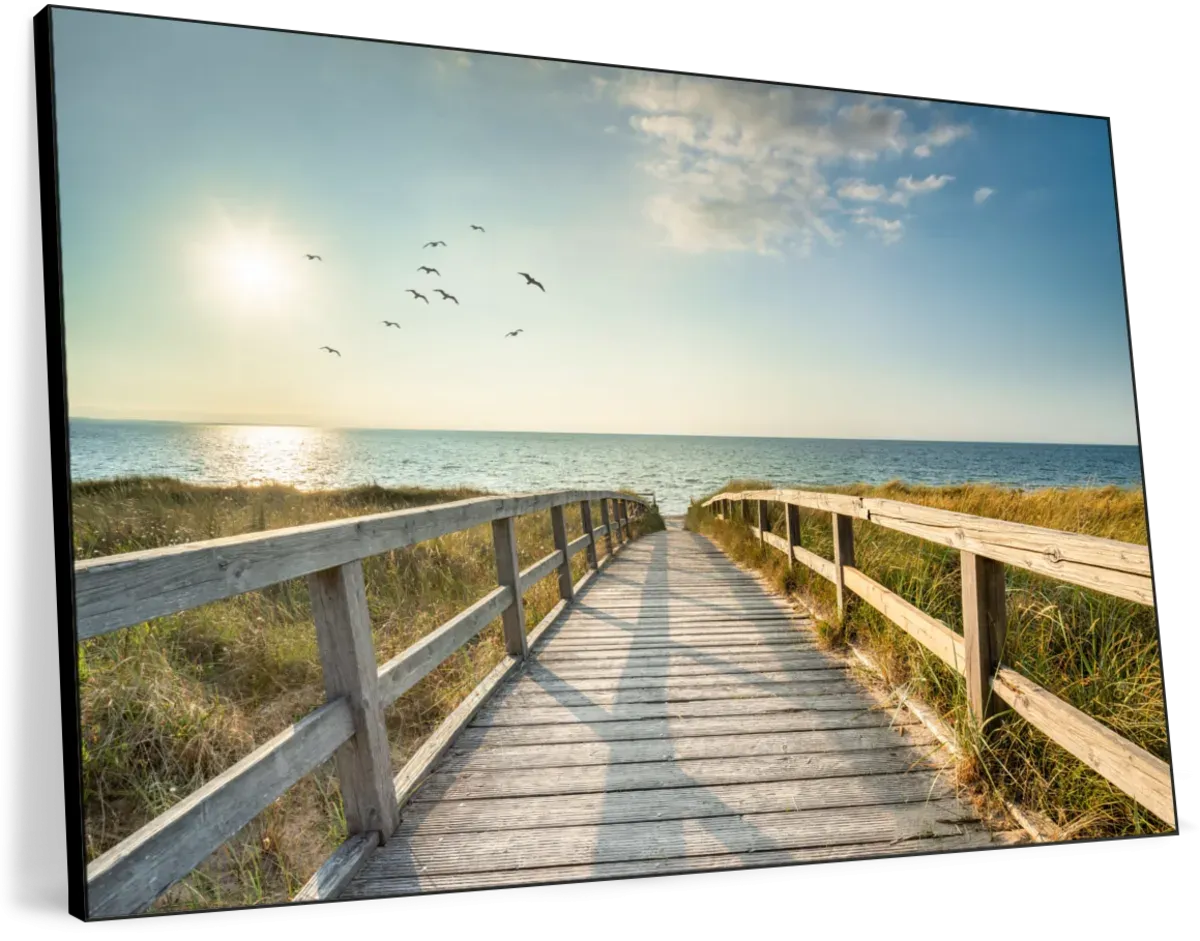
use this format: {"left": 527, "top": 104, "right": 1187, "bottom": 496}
{"left": 961, "top": 551, "right": 1008, "bottom": 724}
{"left": 550, "top": 504, "right": 574, "bottom": 603}
{"left": 614, "top": 500, "right": 626, "bottom": 543}
{"left": 307, "top": 561, "right": 400, "bottom": 840}
{"left": 490, "top": 516, "right": 528, "bottom": 658}
{"left": 579, "top": 500, "right": 599, "bottom": 569}
{"left": 832, "top": 513, "right": 855, "bottom": 619}
{"left": 619, "top": 500, "right": 631, "bottom": 540}
{"left": 599, "top": 499, "right": 615, "bottom": 556}
{"left": 757, "top": 500, "right": 769, "bottom": 543}
{"left": 785, "top": 504, "right": 801, "bottom": 571}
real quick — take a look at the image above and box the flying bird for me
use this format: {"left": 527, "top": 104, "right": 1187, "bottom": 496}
{"left": 504, "top": 329, "right": 524, "bottom": 338}
{"left": 434, "top": 289, "right": 459, "bottom": 305}
{"left": 382, "top": 321, "right": 401, "bottom": 329}
{"left": 417, "top": 266, "right": 440, "bottom": 275}
{"left": 518, "top": 272, "right": 545, "bottom": 292}
{"left": 319, "top": 346, "right": 341, "bottom": 356}
{"left": 406, "top": 289, "right": 429, "bottom": 303}
{"left": 423, "top": 240, "right": 447, "bottom": 248}
{"left": 305, "top": 254, "right": 322, "bottom": 261}
{"left": 470, "top": 225, "right": 485, "bottom": 232}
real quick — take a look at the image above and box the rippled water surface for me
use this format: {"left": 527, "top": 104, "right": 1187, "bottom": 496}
{"left": 69, "top": 420, "right": 1144, "bottom": 515}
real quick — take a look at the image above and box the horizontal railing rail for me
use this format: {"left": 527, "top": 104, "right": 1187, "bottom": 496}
{"left": 77, "top": 489, "right": 648, "bottom": 916}
{"left": 702, "top": 488, "right": 1173, "bottom": 828}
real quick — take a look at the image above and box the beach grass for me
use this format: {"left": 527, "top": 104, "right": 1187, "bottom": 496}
{"left": 685, "top": 479, "right": 1169, "bottom": 840}
{"left": 72, "top": 476, "right": 664, "bottom": 912}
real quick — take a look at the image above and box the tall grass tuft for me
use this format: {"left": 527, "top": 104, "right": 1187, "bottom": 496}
{"left": 686, "top": 479, "right": 1168, "bottom": 839}
{"left": 73, "top": 476, "right": 663, "bottom": 911}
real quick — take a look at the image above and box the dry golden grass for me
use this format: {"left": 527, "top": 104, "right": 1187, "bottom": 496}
{"left": 73, "top": 477, "right": 663, "bottom": 911}
{"left": 686, "top": 479, "right": 1169, "bottom": 840}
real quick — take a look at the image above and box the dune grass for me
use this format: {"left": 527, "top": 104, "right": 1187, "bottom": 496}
{"left": 686, "top": 479, "right": 1169, "bottom": 841}
{"left": 72, "top": 476, "right": 664, "bottom": 912}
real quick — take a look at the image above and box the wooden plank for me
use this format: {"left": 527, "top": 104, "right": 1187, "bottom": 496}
{"left": 523, "top": 656, "right": 844, "bottom": 681}
{"left": 863, "top": 505, "right": 1152, "bottom": 605}
{"left": 579, "top": 499, "right": 599, "bottom": 569}
{"left": 758, "top": 500, "right": 770, "bottom": 543}
{"left": 473, "top": 692, "right": 876, "bottom": 726}
{"left": 842, "top": 566, "right": 966, "bottom": 673}
{"left": 75, "top": 489, "right": 644, "bottom": 639}
{"left": 490, "top": 516, "right": 528, "bottom": 659}
{"left": 308, "top": 562, "right": 400, "bottom": 839}
{"left": 535, "top": 642, "right": 821, "bottom": 664}
{"left": 791, "top": 544, "right": 837, "bottom": 582}
{"left": 991, "top": 667, "right": 1174, "bottom": 827}
{"left": 292, "top": 831, "right": 379, "bottom": 902}
{"left": 441, "top": 725, "right": 930, "bottom": 772}
{"left": 549, "top": 505, "right": 574, "bottom": 602}
{"left": 496, "top": 678, "right": 854, "bottom": 708}
{"left": 86, "top": 699, "right": 354, "bottom": 917}
{"left": 517, "top": 550, "right": 563, "bottom": 593}
{"left": 455, "top": 708, "right": 915, "bottom": 748}
{"left": 355, "top": 800, "right": 976, "bottom": 876}
{"left": 376, "top": 586, "right": 512, "bottom": 707}
{"left": 706, "top": 489, "right": 868, "bottom": 520}
{"left": 761, "top": 529, "right": 788, "bottom": 555}
{"left": 599, "top": 499, "right": 615, "bottom": 556}
{"left": 620, "top": 499, "right": 631, "bottom": 540}
{"left": 833, "top": 512, "right": 855, "bottom": 618}
{"left": 785, "top": 503, "right": 801, "bottom": 572}
{"left": 405, "top": 771, "right": 950, "bottom": 832}
{"left": 961, "top": 551, "right": 1007, "bottom": 723}
{"left": 343, "top": 830, "right": 1003, "bottom": 897}
{"left": 536, "top": 637, "right": 816, "bottom": 655}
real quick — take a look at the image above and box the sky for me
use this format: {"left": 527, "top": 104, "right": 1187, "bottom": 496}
{"left": 49, "top": 8, "right": 1139, "bottom": 445}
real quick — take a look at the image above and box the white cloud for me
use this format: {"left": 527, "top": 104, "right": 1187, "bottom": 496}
{"left": 974, "top": 186, "right": 995, "bottom": 204}
{"left": 612, "top": 75, "right": 916, "bottom": 255}
{"left": 889, "top": 173, "right": 954, "bottom": 206}
{"left": 913, "top": 123, "right": 970, "bottom": 157}
{"left": 455, "top": 53, "right": 472, "bottom": 69}
{"left": 837, "top": 179, "right": 888, "bottom": 202}
{"left": 854, "top": 213, "right": 905, "bottom": 245}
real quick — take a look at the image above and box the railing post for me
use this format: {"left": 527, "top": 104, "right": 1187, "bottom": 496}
{"left": 307, "top": 561, "right": 400, "bottom": 841}
{"left": 490, "top": 515, "right": 529, "bottom": 658}
{"left": 613, "top": 499, "right": 626, "bottom": 543}
{"left": 961, "top": 551, "right": 1008, "bottom": 724}
{"left": 599, "top": 499, "right": 615, "bottom": 557}
{"left": 832, "top": 513, "right": 855, "bottom": 618}
{"left": 785, "top": 503, "right": 801, "bottom": 571}
{"left": 619, "top": 500, "right": 631, "bottom": 540}
{"left": 579, "top": 499, "right": 599, "bottom": 569}
{"left": 550, "top": 503, "right": 574, "bottom": 602}
{"left": 757, "top": 500, "right": 769, "bottom": 544}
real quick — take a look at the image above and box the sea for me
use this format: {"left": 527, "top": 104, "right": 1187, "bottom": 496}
{"left": 68, "top": 419, "right": 1144, "bottom": 516}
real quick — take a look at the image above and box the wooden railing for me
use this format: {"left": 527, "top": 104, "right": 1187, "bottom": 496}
{"left": 77, "top": 490, "right": 649, "bottom": 917}
{"left": 701, "top": 489, "right": 1173, "bottom": 829}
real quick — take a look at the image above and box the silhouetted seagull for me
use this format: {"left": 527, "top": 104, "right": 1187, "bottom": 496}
{"left": 319, "top": 346, "right": 341, "bottom": 356}
{"left": 518, "top": 272, "right": 545, "bottom": 291}
{"left": 504, "top": 329, "right": 524, "bottom": 338}
{"left": 406, "top": 290, "right": 429, "bottom": 304}
{"left": 434, "top": 289, "right": 459, "bottom": 305}
{"left": 470, "top": 225, "right": 485, "bottom": 232}
{"left": 423, "top": 240, "right": 447, "bottom": 248}
{"left": 417, "top": 266, "right": 440, "bottom": 275}
{"left": 382, "top": 321, "right": 401, "bottom": 329}
{"left": 305, "top": 254, "right": 322, "bottom": 261}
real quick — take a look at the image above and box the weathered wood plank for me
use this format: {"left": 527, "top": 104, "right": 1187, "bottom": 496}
{"left": 523, "top": 657, "right": 844, "bottom": 681}
{"left": 440, "top": 725, "right": 931, "bottom": 773}
{"left": 599, "top": 499, "right": 615, "bottom": 557}
{"left": 496, "top": 678, "right": 854, "bottom": 708}
{"left": 292, "top": 831, "right": 379, "bottom": 902}
{"left": 991, "top": 667, "right": 1174, "bottom": 826}
{"left": 76, "top": 489, "right": 645, "bottom": 638}
{"left": 375, "top": 586, "right": 511, "bottom": 707}
{"left": 87, "top": 699, "right": 354, "bottom": 917}
{"left": 842, "top": 566, "right": 966, "bottom": 673}
{"left": 342, "top": 830, "right": 1004, "bottom": 897}
{"left": 706, "top": 489, "right": 868, "bottom": 520}
{"left": 518, "top": 550, "right": 563, "bottom": 593}
{"left": 833, "top": 512, "right": 855, "bottom": 618}
{"left": 308, "top": 562, "right": 399, "bottom": 838}
{"left": 961, "top": 551, "right": 1007, "bottom": 723}
{"left": 579, "top": 499, "right": 599, "bottom": 569}
{"left": 490, "top": 516, "right": 528, "bottom": 659}
{"left": 548, "top": 504, "right": 573, "bottom": 603}
{"left": 356, "top": 799, "right": 976, "bottom": 876}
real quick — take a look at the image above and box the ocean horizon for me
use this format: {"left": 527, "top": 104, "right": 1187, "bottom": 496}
{"left": 68, "top": 418, "right": 1144, "bottom": 515}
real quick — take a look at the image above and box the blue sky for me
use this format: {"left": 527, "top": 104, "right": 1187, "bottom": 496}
{"left": 50, "top": 8, "right": 1138, "bottom": 445}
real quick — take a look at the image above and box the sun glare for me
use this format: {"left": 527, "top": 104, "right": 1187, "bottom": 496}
{"left": 193, "top": 215, "right": 299, "bottom": 314}
{"left": 216, "top": 238, "right": 290, "bottom": 305}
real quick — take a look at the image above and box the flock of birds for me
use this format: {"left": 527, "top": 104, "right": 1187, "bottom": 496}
{"left": 310, "top": 225, "right": 540, "bottom": 357}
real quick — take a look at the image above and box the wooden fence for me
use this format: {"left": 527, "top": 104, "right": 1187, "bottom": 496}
{"left": 701, "top": 489, "right": 1173, "bottom": 829}
{"left": 77, "top": 490, "right": 648, "bottom": 917}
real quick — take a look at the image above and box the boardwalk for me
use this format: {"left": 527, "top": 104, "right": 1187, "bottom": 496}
{"left": 344, "top": 520, "right": 1005, "bottom": 899}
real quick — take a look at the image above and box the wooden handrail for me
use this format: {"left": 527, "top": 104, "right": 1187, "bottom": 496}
{"left": 80, "top": 489, "right": 649, "bottom": 916}
{"left": 705, "top": 489, "right": 1172, "bottom": 828}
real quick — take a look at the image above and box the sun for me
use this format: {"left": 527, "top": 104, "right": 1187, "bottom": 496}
{"left": 191, "top": 214, "right": 299, "bottom": 314}
{"left": 215, "top": 237, "right": 290, "bottom": 306}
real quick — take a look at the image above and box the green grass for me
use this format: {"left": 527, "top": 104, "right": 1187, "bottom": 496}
{"left": 686, "top": 478, "right": 1169, "bottom": 840}
{"left": 73, "top": 476, "right": 664, "bottom": 912}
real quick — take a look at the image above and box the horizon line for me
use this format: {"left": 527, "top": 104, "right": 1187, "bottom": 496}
{"left": 66, "top": 414, "right": 1140, "bottom": 450}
